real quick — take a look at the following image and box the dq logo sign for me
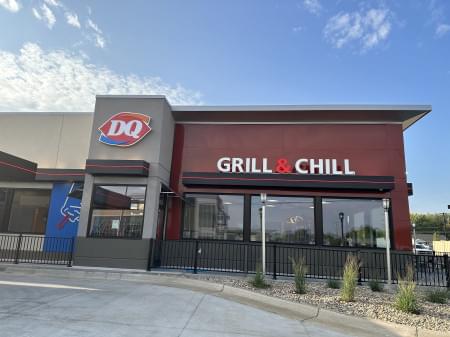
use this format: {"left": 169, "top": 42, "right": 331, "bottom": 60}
{"left": 98, "top": 112, "right": 152, "bottom": 147}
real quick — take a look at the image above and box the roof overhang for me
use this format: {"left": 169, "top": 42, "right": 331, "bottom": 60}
{"left": 171, "top": 104, "right": 431, "bottom": 130}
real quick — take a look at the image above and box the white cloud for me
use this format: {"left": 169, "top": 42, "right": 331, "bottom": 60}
{"left": 33, "top": 4, "right": 56, "bottom": 29}
{"left": 0, "top": 43, "right": 202, "bottom": 112}
{"left": 292, "top": 26, "right": 302, "bottom": 33}
{"left": 303, "top": 0, "right": 321, "bottom": 16}
{"left": 41, "top": 4, "right": 56, "bottom": 28}
{"left": 94, "top": 34, "right": 105, "bottom": 48}
{"left": 86, "top": 19, "right": 102, "bottom": 34}
{"left": 65, "top": 12, "right": 80, "bottom": 28}
{"left": 86, "top": 18, "right": 106, "bottom": 48}
{"left": 324, "top": 8, "right": 391, "bottom": 50}
{"left": 0, "top": 0, "right": 21, "bottom": 12}
{"left": 32, "top": 7, "right": 41, "bottom": 20}
{"left": 44, "top": 0, "right": 60, "bottom": 7}
{"left": 436, "top": 23, "right": 450, "bottom": 37}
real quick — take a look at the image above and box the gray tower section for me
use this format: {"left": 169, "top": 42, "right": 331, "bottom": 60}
{"left": 74, "top": 96, "right": 174, "bottom": 269}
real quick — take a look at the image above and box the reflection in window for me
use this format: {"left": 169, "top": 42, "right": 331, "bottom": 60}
{"left": 89, "top": 185, "right": 146, "bottom": 238}
{"left": 183, "top": 194, "right": 244, "bottom": 240}
{"left": 251, "top": 196, "right": 315, "bottom": 244}
{"left": 7, "top": 189, "right": 51, "bottom": 234}
{"left": 322, "top": 198, "right": 386, "bottom": 248}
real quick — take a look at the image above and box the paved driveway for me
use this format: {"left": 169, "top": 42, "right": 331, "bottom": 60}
{"left": 0, "top": 272, "right": 355, "bottom": 337}
{"left": 0, "top": 270, "right": 418, "bottom": 337}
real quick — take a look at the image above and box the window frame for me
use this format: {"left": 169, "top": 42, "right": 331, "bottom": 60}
{"left": 87, "top": 184, "right": 147, "bottom": 240}
{"left": 181, "top": 192, "right": 246, "bottom": 242}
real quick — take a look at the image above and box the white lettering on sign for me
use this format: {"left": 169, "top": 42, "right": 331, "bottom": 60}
{"left": 107, "top": 120, "right": 143, "bottom": 139}
{"left": 217, "top": 157, "right": 356, "bottom": 175}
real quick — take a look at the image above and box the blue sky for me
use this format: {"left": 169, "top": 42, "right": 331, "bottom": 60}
{"left": 0, "top": 0, "right": 449, "bottom": 213}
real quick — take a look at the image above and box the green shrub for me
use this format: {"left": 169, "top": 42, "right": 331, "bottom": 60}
{"left": 395, "top": 265, "right": 419, "bottom": 314}
{"left": 368, "top": 279, "right": 384, "bottom": 292}
{"left": 327, "top": 279, "right": 341, "bottom": 289}
{"left": 425, "top": 289, "right": 448, "bottom": 304}
{"left": 251, "top": 264, "right": 270, "bottom": 289}
{"left": 341, "top": 254, "right": 359, "bottom": 302}
{"left": 290, "top": 257, "right": 307, "bottom": 294}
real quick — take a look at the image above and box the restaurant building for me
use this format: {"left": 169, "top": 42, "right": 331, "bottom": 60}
{"left": 0, "top": 96, "right": 431, "bottom": 269}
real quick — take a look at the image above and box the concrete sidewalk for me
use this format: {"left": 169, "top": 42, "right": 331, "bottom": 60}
{"left": 0, "top": 264, "right": 447, "bottom": 337}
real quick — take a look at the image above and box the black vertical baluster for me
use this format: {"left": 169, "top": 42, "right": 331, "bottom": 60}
{"left": 68, "top": 237, "right": 74, "bottom": 267}
{"left": 357, "top": 250, "right": 362, "bottom": 285}
{"left": 444, "top": 254, "right": 449, "bottom": 289}
{"left": 14, "top": 234, "right": 22, "bottom": 264}
{"left": 193, "top": 240, "right": 199, "bottom": 274}
{"left": 273, "top": 244, "right": 277, "bottom": 280}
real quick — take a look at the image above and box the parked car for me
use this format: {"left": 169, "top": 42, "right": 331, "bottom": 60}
{"left": 414, "top": 242, "right": 433, "bottom": 255}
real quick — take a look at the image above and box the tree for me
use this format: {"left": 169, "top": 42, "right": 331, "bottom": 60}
{"left": 410, "top": 213, "right": 449, "bottom": 235}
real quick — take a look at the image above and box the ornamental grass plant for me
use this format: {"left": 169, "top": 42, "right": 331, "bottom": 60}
{"left": 425, "top": 289, "right": 448, "bottom": 304}
{"left": 327, "top": 278, "right": 341, "bottom": 289}
{"left": 368, "top": 279, "right": 384, "bottom": 292}
{"left": 341, "top": 254, "right": 359, "bottom": 302}
{"left": 251, "top": 263, "right": 270, "bottom": 289}
{"left": 395, "top": 265, "right": 420, "bottom": 314}
{"left": 290, "top": 256, "right": 307, "bottom": 294}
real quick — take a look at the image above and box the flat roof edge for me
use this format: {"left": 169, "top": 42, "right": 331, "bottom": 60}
{"left": 0, "top": 111, "right": 93, "bottom": 115}
{"left": 172, "top": 104, "right": 432, "bottom": 112}
{"left": 96, "top": 95, "right": 168, "bottom": 99}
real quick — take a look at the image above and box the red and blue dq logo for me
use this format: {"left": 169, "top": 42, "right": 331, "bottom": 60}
{"left": 98, "top": 112, "right": 152, "bottom": 147}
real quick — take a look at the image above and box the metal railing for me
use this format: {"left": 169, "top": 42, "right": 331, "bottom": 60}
{"left": 150, "top": 239, "right": 450, "bottom": 288}
{"left": 0, "top": 234, "right": 74, "bottom": 266}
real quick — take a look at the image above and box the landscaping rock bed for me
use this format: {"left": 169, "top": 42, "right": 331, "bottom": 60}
{"left": 182, "top": 273, "right": 450, "bottom": 332}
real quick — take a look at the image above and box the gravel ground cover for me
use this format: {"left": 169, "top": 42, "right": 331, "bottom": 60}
{"left": 181, "top": 273, "right": 450, "bottom": 332}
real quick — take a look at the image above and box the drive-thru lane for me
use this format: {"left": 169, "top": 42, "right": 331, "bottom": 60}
{"left": 0, "top": 270, "right": 421, "bottom": 337}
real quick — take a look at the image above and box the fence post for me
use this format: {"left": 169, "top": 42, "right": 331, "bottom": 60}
{"left": 67, "top": 237, "right": 74, "bottom": 267}
{"left": 14, "top": 234, "right": 23, "bottom": 264}
{"left": 357, "top": 250, "right": 362, "bottom": 285}
{"left": 147, "top": 238, "right": 155, "bottom": 271}
{"left": 444, "top": 254, "right": 449, "bottom": 289}
{"left": 272, "top": 244, "right": 277, "bottom": 280}
{"left": 193, "top": 240, "right": 199, "bottom": 274}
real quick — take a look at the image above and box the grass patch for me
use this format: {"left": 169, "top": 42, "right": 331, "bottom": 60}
{"left": 290, "top": 256, "right": 307, "bottom": 294}
{"left": 327, "top": 279, "right": 341, "bottom": 289}
{"left": 368, "top": 279, "right": 384, "bottom": 292}
{"left": 250, "top": 264, "right": 271, "bottom": 289}
{"left": 341, "top": 254, "right": 359, "bottom": 302}
{"left": 395, "top": 265, "right": 420, "bottom": 314}
{"left": 425, "top": 289, "right": 448, "bottom": 304}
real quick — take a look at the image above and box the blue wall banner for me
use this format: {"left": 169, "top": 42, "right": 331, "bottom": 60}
{"left": 44, "top": 182, "right": 83, "bottom": 252}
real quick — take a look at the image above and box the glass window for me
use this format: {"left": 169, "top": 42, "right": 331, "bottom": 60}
{"left": 183, "top": 194, "right": 244, "bottom": 240}
{"left": 7, "top": 189, "right": 51, "bottom": 234}
{"left": 322, "top": 198, "right": 386, "bottom": 248}
{"left": 0, "top": 188, "right": 13, "bottom": 232}
{"left": 89, "top": 185, "right": 146, "bottom": 238}
{"left": 251, "top": 196, "right": 315, "bottom": 244}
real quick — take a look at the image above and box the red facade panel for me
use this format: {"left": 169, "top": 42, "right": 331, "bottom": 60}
{"left": 167, "top": 123, "right": 411, "bottom": 250}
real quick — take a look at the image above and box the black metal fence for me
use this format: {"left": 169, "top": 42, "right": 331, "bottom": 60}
{"left": 0, "top": 234, "right": 74, "bottom": 266}
{"left": 150, "top": 239, "right": 450, "bottom": 288}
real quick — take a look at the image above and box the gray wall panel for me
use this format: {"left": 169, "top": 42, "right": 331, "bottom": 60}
{"left": 73, "top": 237, "right": 151, "bottom": 269}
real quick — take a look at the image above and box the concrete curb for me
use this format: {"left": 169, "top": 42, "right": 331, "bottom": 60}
{"left": 0, "top": 264, "right": 447, "bottom": 337}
